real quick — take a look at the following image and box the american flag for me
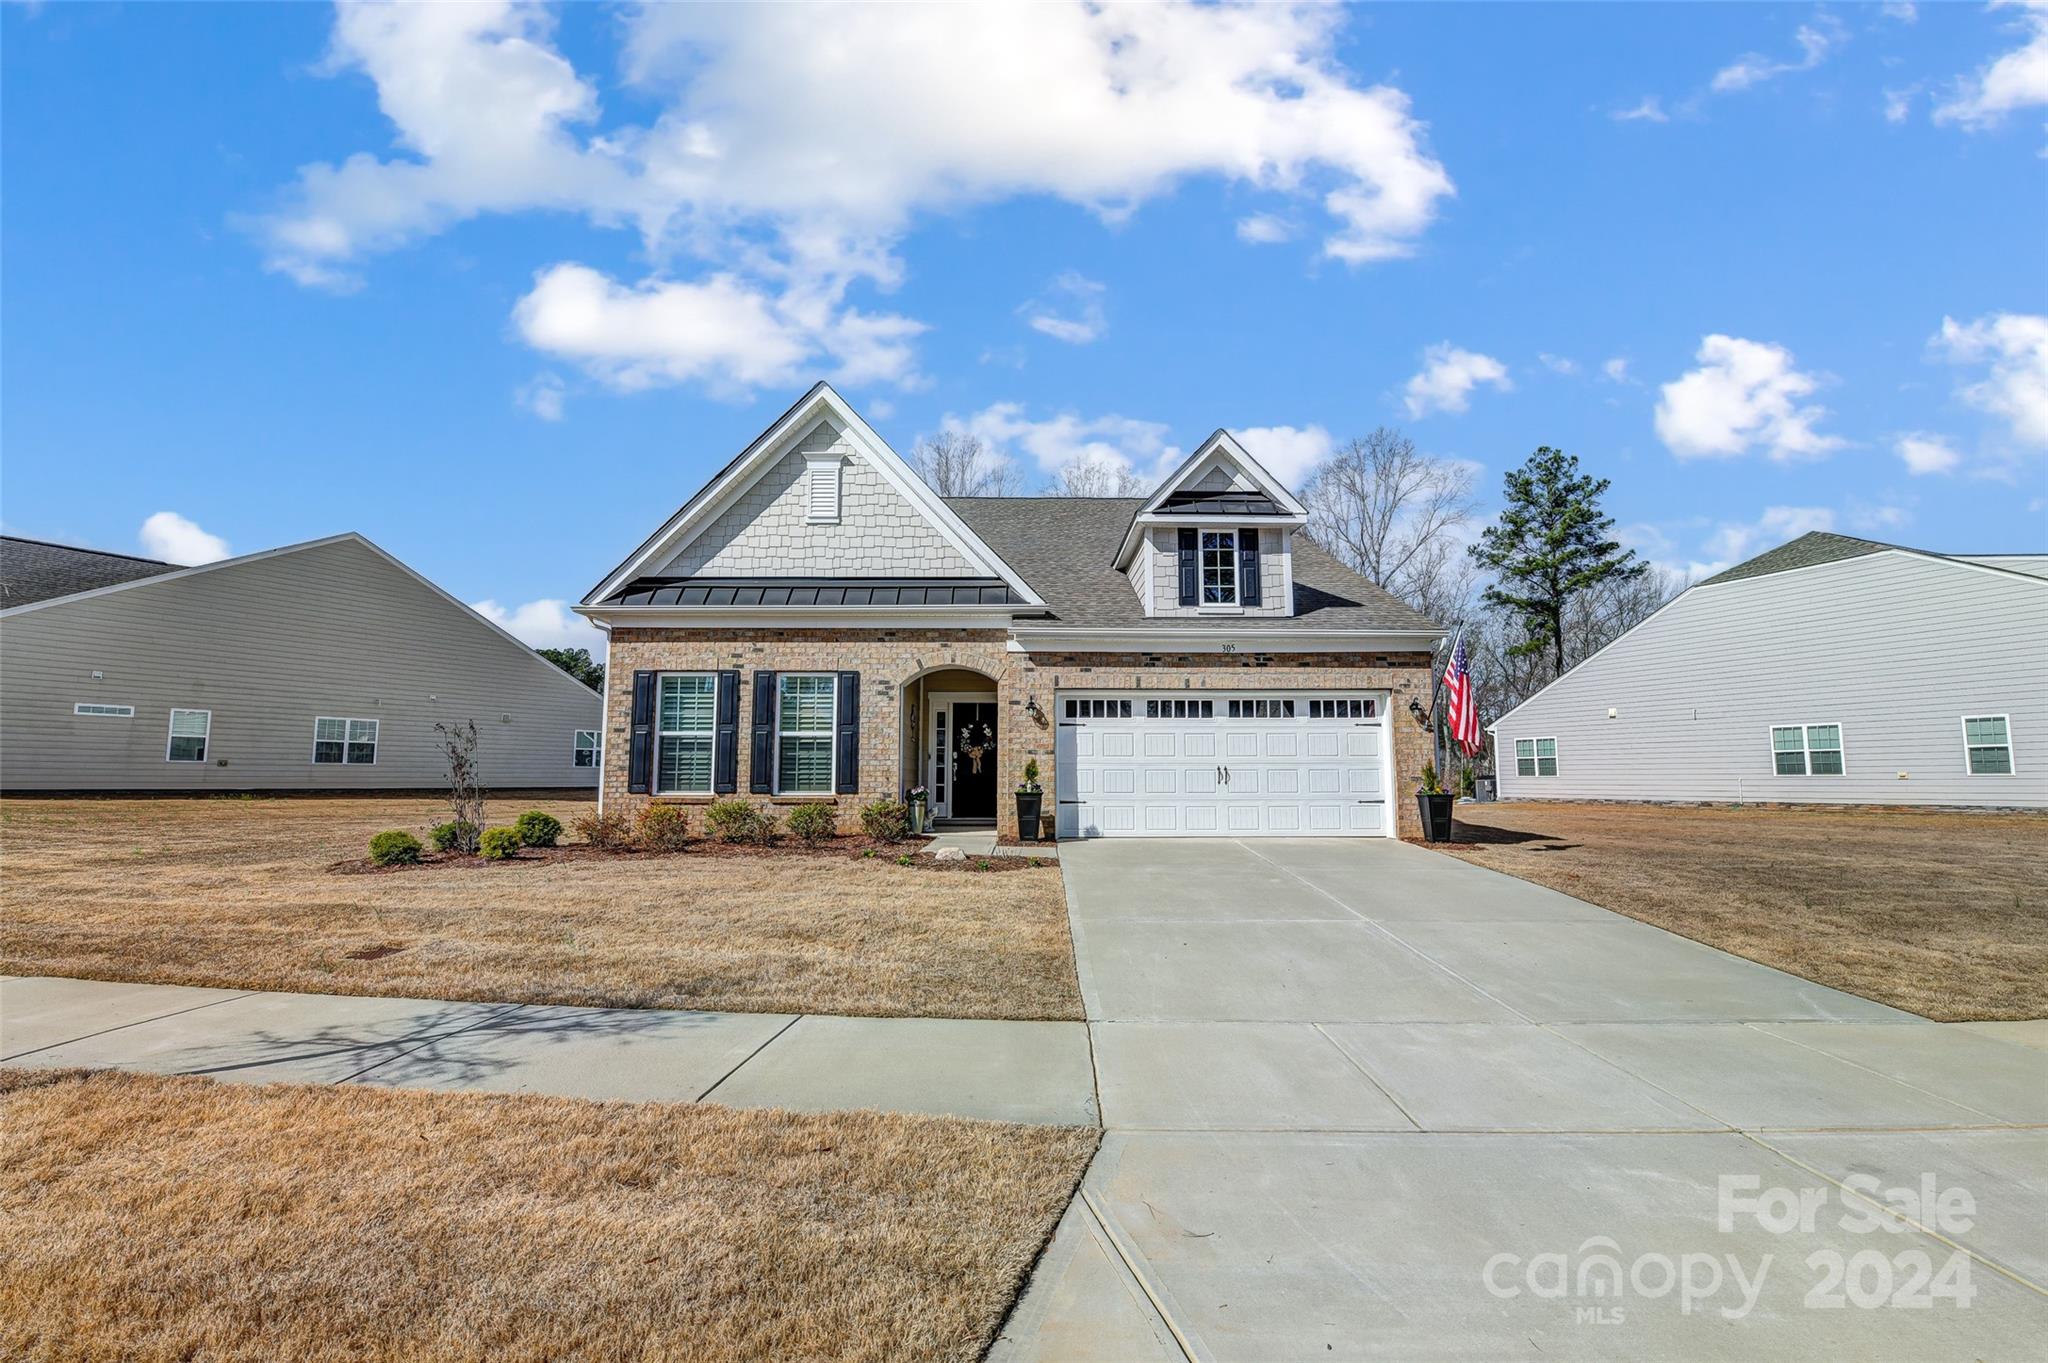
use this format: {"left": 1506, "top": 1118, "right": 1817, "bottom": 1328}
{"left": 1443, "top": 637, "right": 1482, "bottom": 758}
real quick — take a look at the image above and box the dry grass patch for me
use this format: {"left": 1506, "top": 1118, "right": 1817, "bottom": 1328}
{"left": 0, "top": 1068, "right": 1098, "bottom": 1363}
{"left": 1435, "top": 802, "right": 2048, "bottom": 1021}
{"left": 0, "top": 797, "right": 1081, "bottom": 1020}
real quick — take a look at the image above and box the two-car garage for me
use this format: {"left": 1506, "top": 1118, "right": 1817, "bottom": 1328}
{"left": 1054, "top": 690, "right": 1392, "bottom": 839}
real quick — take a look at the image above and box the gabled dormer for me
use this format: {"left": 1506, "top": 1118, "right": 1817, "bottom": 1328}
{"left": 1113, "top": 430, "right": 1309, "bottom": 619}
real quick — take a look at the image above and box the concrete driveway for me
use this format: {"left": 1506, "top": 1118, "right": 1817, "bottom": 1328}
{"left": 994, "top": 838, "right": 2048, "bottom": 1362}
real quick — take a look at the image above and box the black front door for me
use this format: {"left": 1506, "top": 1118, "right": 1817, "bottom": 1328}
{"left": 949, "top": 702, "right": 998, "bottom": 819}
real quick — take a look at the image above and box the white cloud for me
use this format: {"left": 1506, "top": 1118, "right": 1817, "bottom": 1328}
{"left": 1703, "top": 505, "right": 1836, "bottom": 566}
{"left": 1934, "top": 0, "right": 2048, "bottom": 130}
{"left": 1654, "top": 335, "right": 1846, "bottom": 461}
{"left": 953, "top": 401, "right": 1179, "bottom": 481}
{"left": 516, "top": 372, "right": 566, "bottom": 421}
{"left": 1929, "top": 311, "right": 2048, "bottom": 447}
{"left": 471, "top": 597, "right": 604, "bottom": 652}
{"left": 255, "top": 3, "right": 1454, "bottom": 392}
{"left": 1895, "top": 431, "right": 1962, "bottom": 475}
{"left": 1235, "top": 213, "right": 1297, "bottom": 244}
{"left": 1021, "top": 272, "right": 1107, "bottom": 345}
{"left": 1882, "top": 3, "right": 1918, "bottom": 22}
{"left": 1602, "top": 356, "right": 1634, "bottom": 384}
{"left": 1232, "top": 424, "right": 1336, "bottom": 486}
{"left": 1610, "top": 97, "right": 1669, "bottom": 123}
{"left": 138, "top": 512, "right": 231, "bottom": 565}
{"left": 1883, "top": 84, "right": 1920, "bottom": 123}
{"left": 1402, "top": 343, "right": 1512, "bottom": 418}
{"left": 1711, "top": 17, "right": 1845, "bottom": 94}
{"left": 1538, "top": 353, "right": 1579, "bottom": 376}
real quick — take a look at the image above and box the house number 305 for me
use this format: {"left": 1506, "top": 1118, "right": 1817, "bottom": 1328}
{"left": 1220, "top": 643, "right": 1237, "bottom": 654}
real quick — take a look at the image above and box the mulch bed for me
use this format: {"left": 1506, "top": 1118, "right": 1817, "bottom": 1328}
{"left": 328, "top": 838, "right": 1052, "bottom": 876}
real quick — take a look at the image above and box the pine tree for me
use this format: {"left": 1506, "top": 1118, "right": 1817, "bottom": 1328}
{"left": 1468, "top": 447, "right": 1646, "bottom": 673}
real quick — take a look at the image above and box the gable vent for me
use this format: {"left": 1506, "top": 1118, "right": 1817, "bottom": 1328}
{"left": 805, "top": 455, "right": 842, "bottom": 524}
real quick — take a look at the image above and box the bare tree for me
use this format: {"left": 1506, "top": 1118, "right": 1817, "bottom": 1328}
{"left": 1048, "top": 456, "right": 1149, "bottom": 497}
{"left": 433, "top": 719, "right": 486, "bottom": 853}
{"left": 910, "top": 430, "right": 1022, "bottom": 496}
{"left": 1303, "top": 427, "right": 1476, "bottom": 613}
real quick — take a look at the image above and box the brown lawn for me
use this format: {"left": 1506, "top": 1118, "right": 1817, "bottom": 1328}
{"left": 0, "top": 797, "right": 1081, "bottom": 1021}
{"left": 0, "top": 1067, "right": 1098, "bottom": 1363}
{"left": 1434, "top": 801, "right": 2048, "bottom": 1021}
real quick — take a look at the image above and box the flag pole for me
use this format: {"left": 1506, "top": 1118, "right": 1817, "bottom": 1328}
{"left": 1430, "top": 623, "right": 1465, "bottom": 784}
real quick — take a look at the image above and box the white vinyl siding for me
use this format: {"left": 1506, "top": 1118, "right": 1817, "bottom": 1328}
{"left": 1514, "top": 737, "right": 1558, "bottom": 778}
{"left": 776, "top": 674, "right": 837, "bottom": 794}
{"left": 313, "top": 716, "right": 379, "bottom": 765}
{"left": 655, "top": 674, "right": 716, "bottom": 795}
{"left": 166, "top": 709, "right": 210, "bottom": 762}
{"left": 574, "top": 729, "right": 600, "bottom": 768}
{"left": 1962, "top": 715, "right": 2014, "bottom": 776}
{"left": 1490, "top": 551, "right": 2046, "bottom": 808}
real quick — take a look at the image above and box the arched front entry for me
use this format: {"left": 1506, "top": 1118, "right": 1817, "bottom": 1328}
{"left": 899, "top": 665, "right": 1001, "bottom": 824}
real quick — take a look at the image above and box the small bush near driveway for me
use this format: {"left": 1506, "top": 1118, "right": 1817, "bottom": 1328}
{"left": 367, "top": 830, "right": 421, "bottom": 866}
{"left": 861, "top": 799, "right": 910, "bottom": 842}
{"left": 0, "top": 1068, "right": 1098, "bottom": 1363}
{"left": 636, "top": 804, "right": 690, "bottom": 852}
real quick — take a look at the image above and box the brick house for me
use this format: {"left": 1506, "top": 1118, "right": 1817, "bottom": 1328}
{"left": 578, "top": 383, "right": 1443, "bottom": 841}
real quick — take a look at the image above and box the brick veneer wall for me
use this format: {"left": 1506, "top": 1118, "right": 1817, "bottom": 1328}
{"left": 604, "top": 627, "right": 1435, "bottom": 840}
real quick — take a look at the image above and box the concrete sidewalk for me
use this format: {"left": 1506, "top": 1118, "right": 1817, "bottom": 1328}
{"left": 0, "top": 975, "right": 1096, "bottom": 1126}
{"left": 993, "top": 837, "right": 2048, "bottom": 1363}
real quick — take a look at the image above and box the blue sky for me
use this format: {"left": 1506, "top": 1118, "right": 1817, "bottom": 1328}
{"left": 4, "top": 2, "right": 2043, "bottom": 651}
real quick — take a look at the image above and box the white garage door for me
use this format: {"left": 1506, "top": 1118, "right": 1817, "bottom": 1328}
{"left": 1055, "top": 690, "right": 1391, "bottom": 838}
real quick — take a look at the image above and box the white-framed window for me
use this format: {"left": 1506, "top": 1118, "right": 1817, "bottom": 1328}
{"left": 776, "top": 673, "right": 837, "bottom": 794}
{"left": 1200, "top": 530, "right": 1238, "bottom": 605}
{"left": 655, "top": 673, "right": 716, "bottom": 795}
{"left": 313, "top": 717, "right": 379, "bottom": 765}
{"left": 1770, "top": 723, "right": 1843, "bottom": 776}
{"left": 73, "top": 702, "right": 135, "bottom": 717}
{"left": 1514, "top": 737, "right": 1557, "bottom": 778}
{"left": 167, "top": 708, "right": 211, "bottom": 762}
{"left": 1961, "top": 715, "right": 2014, "bottom": 776}
{"left": 574, "top": 729, "right": 600, "bottom": 768}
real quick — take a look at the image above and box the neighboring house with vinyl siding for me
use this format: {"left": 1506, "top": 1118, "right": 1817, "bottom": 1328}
{"left": 0, "top": 533, "right": 602, "bottom": 792}
{"left": 1489, "top": 532, "right": 2047, "bottom": 808}
{"left": 577, "top": 382, "right": 1444, "bottom": 841}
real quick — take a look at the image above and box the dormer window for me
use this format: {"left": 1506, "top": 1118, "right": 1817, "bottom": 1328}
{"left": 1201, "top": 531, "right": 1238, "bottom": 604}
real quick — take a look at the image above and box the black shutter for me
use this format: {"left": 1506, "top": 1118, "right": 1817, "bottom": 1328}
{"left": 627, "top": 670, "right": 655, "bottom": 794}
{"left": 750, "top": 671, "right": 776, "bottom": 794}
{"left": 835, "top": 671, "right": 860, "bottom": 794}
{"left": 1177, "top": 527, "right": 1199, "bottom": 606}
{"left": 1239, "top": 527, "right": 1262, "bottom": 606}
{"left": 713, "top": 669, "right": 740, "bottom": 794}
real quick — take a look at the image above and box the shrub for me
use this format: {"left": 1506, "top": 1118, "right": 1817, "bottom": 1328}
{"left": 895, "top": 853, "right": 913, "bottom": 867}
{"left": 514, "top": 810, "right": 563, "bottom": 848}
{"left": 368, "top": 830, "right": 422, "bottom": 866}
{"left": 860, "top": 798, "right": 910, "bottom": 843}
{"left": 430, "top": 820, "right": 479, "bottom": 854}
{"left": 785, "top": 801, "right": 837, "bottom": 846}
{"left": 572, "top": 808, "right": 634, "bottom": 850}
{"left": 636, "top": 804, "right": 691, "bottom": 852}
{"left": 705, "top": 798, "right": 777, "bottom": 845}
{"left": 479, "top": 826, "right": 522, "bottom": 860}
{"left": 1017, "top": 757, "right": 1042, "bottom": 792}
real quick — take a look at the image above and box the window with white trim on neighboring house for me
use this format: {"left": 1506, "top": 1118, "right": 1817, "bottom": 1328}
{"left": 1770, "top": 723, "right": 1843, "bottom": 776}
{"left": 655, "top": 674, "right": 716, "bottom": 794}
{"left": 776, "top": 674, "right": 837, "bottom": 794}
{"left": 167, "top": 709, "right": 210, "bottom": 762}
{"left": 1514, "top": 737, "right": 1557, "bottom": 777}
{"left": 574, "top": 729, "right": 600, "bottom": 768}
{"left": 313, "top": 717, "right": 379, "bottom": 765}
{"left": 74, "top": 703, "right": 135, "bottom": 717}
{"left": 1962, "top": 715, "right": 2014, "bottom": 775}
{"left": 1200, "top": 530, "right": 1238, "bottom": 604}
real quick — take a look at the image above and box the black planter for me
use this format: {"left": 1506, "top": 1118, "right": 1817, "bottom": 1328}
{"left": 1014, "top": 791, "right": 1043, "bottom": 841}
{"left": 1416, "top": 792, "right": 1456, "bottom": 842}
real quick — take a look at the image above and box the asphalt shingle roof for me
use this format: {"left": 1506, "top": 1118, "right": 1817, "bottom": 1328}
{"left": 0, "top": 536, "right": 176, "bottom": 608}
{"left": 944, "top": 496, "right": 1440, "bottom": 632}
{"left": 1694, "top": 531, "right": 1894, "bottom": 586}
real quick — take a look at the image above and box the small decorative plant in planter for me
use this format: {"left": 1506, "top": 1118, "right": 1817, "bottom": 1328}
{"left": 1416, "top": 761, "right": 1455, "bottom": 843}
{"left": 905, "top": 785, "right": 929, "bottom": 835}
{"left": 1014, "top": 760, "right": 1044, "bottom": 843}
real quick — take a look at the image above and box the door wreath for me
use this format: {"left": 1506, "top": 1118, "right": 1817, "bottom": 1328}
{"left": 956, "top": 722, "right": 995, "bottom": 774}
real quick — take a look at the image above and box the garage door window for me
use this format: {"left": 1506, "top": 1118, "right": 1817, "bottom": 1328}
{"left": 1309, "top": 698, "right": 1374, "bottom": 718}
{"left": 1065, "top": 698, "right": 1134, "bottom": 719}
{"left": 1514, "top": 737, "right": 1557, "bottom": 777}
{"left": 1227, "top": 698, "right": 1295, "bottom": 718}
{"left": 1145, "top": 698, "right": 1213, "bottom": 719}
